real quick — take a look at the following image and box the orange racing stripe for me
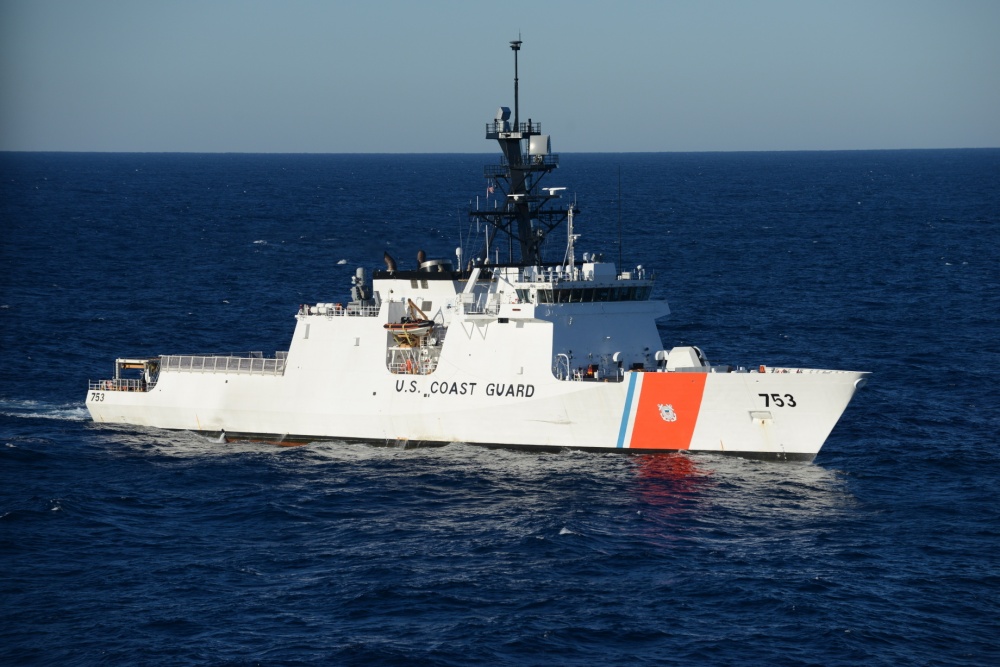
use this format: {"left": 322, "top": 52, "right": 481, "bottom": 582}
{"left": 628, "top": 373, "right": 707, "bottom": 449}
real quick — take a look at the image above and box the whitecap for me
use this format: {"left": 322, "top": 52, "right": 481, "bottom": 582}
{"left": 0, "top": 399, "right": 90, "bottom": 421}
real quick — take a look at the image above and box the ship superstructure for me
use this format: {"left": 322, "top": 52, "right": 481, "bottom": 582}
{"left": 86, "top": 41, "right": 868, "bottom": 460}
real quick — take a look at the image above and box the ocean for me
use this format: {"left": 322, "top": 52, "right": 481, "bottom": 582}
{"left": 1, "top": 149, "right": 998, "bottom": 665}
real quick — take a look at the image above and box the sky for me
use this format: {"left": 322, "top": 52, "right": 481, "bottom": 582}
{"left": 1, "top": 0, "right": 998, "bottom": 153}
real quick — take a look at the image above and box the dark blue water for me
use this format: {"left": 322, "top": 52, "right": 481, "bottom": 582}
{"left": 2, "top": 150, "right": 999, "bottom": 665}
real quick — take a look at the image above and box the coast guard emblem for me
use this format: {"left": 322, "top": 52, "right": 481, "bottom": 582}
{"left": 657, "top": 404, "right": 677, "bottom": 422}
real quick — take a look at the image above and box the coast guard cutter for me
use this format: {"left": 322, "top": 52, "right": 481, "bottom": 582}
{"left": 86, "top": 41, "right": 868, "bottom": 460}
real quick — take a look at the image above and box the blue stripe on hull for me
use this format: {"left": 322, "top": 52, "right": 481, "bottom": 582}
{"left": 616, "top": 372, "right": 639, "bottom": 448}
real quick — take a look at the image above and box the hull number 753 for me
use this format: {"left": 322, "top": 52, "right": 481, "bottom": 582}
{"left": 759, "top": 393, "right": 796, "bottom": 407}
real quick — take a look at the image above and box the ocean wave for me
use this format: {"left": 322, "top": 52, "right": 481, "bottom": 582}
{"left": 0, "top": 399, "right": 90, "bottom": 421}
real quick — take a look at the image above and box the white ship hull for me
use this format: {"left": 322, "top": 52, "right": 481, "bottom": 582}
{"left": 87, "top": 301, "right": 866, "bottom": 461}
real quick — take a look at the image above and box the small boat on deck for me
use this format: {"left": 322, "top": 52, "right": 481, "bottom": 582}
{"left": 383, "top": 319, "right": 434, "bottom": 344}
{"left": 383, "top": 299, "right": 434, "bottom": 345}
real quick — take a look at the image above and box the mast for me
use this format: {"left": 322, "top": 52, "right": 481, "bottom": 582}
{"left": 471, "top": 39, "right": 576, "bottom": 267}
{"left": 511, "top": 38, "right": 520, "bottom": 132}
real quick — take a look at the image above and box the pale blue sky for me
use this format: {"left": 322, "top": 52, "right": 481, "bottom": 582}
{"left": 1, "top": 0, "right": 997, "bottom": 152}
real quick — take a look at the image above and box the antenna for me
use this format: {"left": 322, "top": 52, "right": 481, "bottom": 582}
{"left": 567, "top": 205, "right": 579, "bottom": 275}
{"left": 510, "top": 37, "right": 521, "bottom": 131}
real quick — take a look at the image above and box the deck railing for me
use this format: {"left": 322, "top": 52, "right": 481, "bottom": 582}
{"left": 88, "top": 378, "right": 150, "bottom": 392}
{"left": 161, "top": 351, "right": 288, "bottom": 376}
{"left": 302, "top": 303, "right": 380, "bottom": 317}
